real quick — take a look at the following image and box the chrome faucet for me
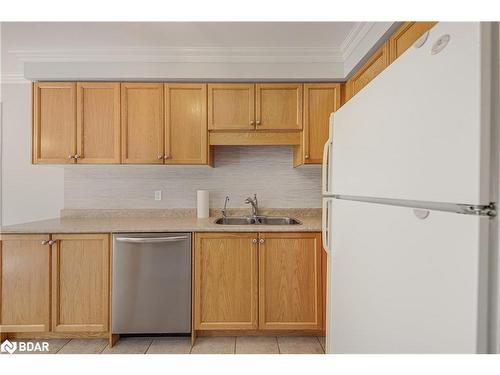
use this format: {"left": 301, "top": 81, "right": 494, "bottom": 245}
{"left": 244, "top": 194, "right": 259, "bottom": 217}
{"left": 221, "top": 196, "right": 230, "bottom": 219}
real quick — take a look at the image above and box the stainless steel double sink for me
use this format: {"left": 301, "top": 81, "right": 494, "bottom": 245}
{"left": 214, "top": 216, "right": 301, "bottom": 225}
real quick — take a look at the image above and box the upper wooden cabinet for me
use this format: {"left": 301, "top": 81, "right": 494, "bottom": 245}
{"left": 301, "top": 84, "right": 341, "bottom": 164}
{"left": 256, "top": 84, "right": 303, "bottom": 130}
{"left": 165, "top": 84, "right": 207, "bottom": 164}
{"left": 33, "top": 82, "right": 76, "bottom": 164}
{"left": 76, "top": 82, "right": 121, "bottom": 164}
{"left": 33, "top": 82, "right": 120, "bottom": 164}
{"left": 389, "top": 22, "right": 438, "bottom": 63}
{"left": 194, "top": 232, "right": 258, "bottom": 330}
{"left": 208, "top": 84, "right": 255, "bottom": 130}
{"left": 0, "top": 234, "right": 51, "bottom": 333}
{"left": 258, "top": 232, "right": 322, "bottom": 330}
{"left": 342, "top": 22, "right": 438, "bottom": 105}
{"left": 345, "top": 41, "right": 390, "bottom": 101}
{"left": 208, "top": 83, "right": 303, "bottom": 131}
{"left": 121, "top": 83, "right": 164, "bottom": 164}
{"left": 51, "top": 234, "right": 110, "bottom": 333}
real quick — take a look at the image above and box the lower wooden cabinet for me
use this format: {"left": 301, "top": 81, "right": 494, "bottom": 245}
{"left": 52, "top": 234, "right": 110, "bottom": 333}
{"left": 194, "top": 232, "right": 258, "bottom": 330}
{"left": 0, "top": 234, "right": 51, "bottom": 332}
{"left": 259, "top": 232, "right": 322, "bottom": 330}
{"left": 193, "top": 231, "right": 324, "bottom": 332}
{"left": 0, "top": 233, "right": 110, "bottom": 335}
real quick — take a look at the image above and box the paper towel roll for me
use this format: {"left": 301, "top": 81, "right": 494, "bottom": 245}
{"left": 197, "top": 190, "right": 209, "bottom": 219}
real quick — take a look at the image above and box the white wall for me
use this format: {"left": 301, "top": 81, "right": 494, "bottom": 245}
{"left": 490, "top": 21, "right": 500, "bottom": 354}
{"left": 1, "top": 82, "right": 64, "bottom": 225}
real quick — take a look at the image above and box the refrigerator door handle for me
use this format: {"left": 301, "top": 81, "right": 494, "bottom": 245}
{"left": 322, "top": 199, "right": 330, "bottom": 253}
{"left": 322, "top": 140, "right": 331, "bottom": 195}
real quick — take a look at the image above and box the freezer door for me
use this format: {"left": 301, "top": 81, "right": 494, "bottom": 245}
{"left": 327, "top": 199, "right": 489, "bottom": 353}
{"left": 331, "top": 23, "right": 491, "bottom": 205}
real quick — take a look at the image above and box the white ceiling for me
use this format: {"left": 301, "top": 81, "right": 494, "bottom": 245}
{"left": 2, "top": 22, "right": 396, "bottom": 81}
{"left": 4, "top": 22, "right": 357, "bottom": 48}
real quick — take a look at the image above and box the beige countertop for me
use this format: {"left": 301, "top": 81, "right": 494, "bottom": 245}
{"left": 0, "top": 208, "right": 322, "bottom": 234}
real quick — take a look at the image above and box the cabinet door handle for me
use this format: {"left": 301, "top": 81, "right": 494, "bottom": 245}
{"left": 41, "top": 240, "right": 49, "bottom": 245}
{"left": 252, "top": 238, "right": 258, "bottom": 244}
{"left": 74, "top": 154, "right": 81, "bottom": 159}
{"left": 250, "top": 121, "right": 255, "bottom": 126}
{"left": 305, "top": 155, "right": 309, "bottom": 159}
{"left": 259, "top": 238, "right": 265, "bottom": 244}
{"left": 157, "top": 155, "right": 163, "bottom": 160}
{"left": 163, "top": 155, "right": 169, "bottom": 160}
{"left": 68, "top": 155, "right": 75, "bottom": 160}
{"left": 48, "top": 240, "right": 57, "bottom": 246}
{"left": 256, "top": 120, "right": 261, "bottom": 125}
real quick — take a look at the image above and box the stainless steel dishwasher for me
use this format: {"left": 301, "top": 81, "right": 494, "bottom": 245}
{"left": 112, "top": 233, "right": 191, "bottom": 334}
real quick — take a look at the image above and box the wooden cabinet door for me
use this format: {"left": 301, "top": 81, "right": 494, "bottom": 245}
{"left": 121, "top": 83, "right": 164, "bottom": 164}
{"left": 165, "top": 84, "right": 207, "bottom": 164}
{"left": 76, "top": 82, "right": 121, "bottom": 164}
{"left": 345, "top": 41, "right": 390, "bottom": 101}
{"left": 255, "top": 83, "right": 302, "bottom": 130}
{"left": 303, "top": 84, "right": 341, "bottom": 164}
{"left": 194, "top": 232, "right": 258, "bottom": 330}
{"left": 259, "top": 232, "right": 322, "bottom": 330}
{"left": 0, "top": 234, "right": 51, "bottom": 332}
{"left": 389, "top": 22, "right": 438, "bottom": 63}
{"left": 51, "top": 234, "right": 109, "bottom": 333}
{"left": 208, "top": 84, "right": 255, "bottom": 130}
{"left": 33, "top": 82, "right": 76, "bottom": 164}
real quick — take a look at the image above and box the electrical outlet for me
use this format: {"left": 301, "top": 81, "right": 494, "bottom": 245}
{"left": 154, "top": 191, "right": 162, "bottom": 201}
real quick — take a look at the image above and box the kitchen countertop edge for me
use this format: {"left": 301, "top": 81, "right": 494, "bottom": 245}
{"left": 0, "top": 215, "right": 322, "bottom": 234}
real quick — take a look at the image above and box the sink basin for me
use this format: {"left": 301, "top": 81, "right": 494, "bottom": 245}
{"left": 214, "top": 216, "right": 301, "bottom": 225}
{"left": 214, "top": 217, "right": 257, "bottom": 225}
{"left": 257, "top": 216, "right": 301, "bottom": 225}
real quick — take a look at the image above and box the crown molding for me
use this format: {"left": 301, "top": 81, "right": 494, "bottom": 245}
{"left": 340, "top": 22, "right": 377, "bottom": 60}
{"left": 9, "top": 46, "right": 344, "bottom": 64}
{"left": 6, "top": 22, "right": 395, "bottom": 81}
{"left": 1, "top": 73, "right": 29, "bottom": 84}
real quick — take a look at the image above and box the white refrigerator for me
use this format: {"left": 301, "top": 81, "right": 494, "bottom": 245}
{"left": 322, "top": 22, "right": 494, "bottom": 353}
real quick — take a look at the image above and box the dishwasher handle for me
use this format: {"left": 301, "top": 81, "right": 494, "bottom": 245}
{"left": 115, "top": 236, "right": 189, "bottom": 244}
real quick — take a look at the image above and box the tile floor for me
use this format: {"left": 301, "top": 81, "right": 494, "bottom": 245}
{"left": 6, "top": 336, "right": 325, "bottom": 354}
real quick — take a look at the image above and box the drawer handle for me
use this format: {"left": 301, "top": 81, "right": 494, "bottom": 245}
{"left": 115, "top": 236, "right": 189, "bottom": 244}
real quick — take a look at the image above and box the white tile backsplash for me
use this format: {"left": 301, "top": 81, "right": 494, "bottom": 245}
{"left": 64, "top": 146, "right": 322, "bottom": 210}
